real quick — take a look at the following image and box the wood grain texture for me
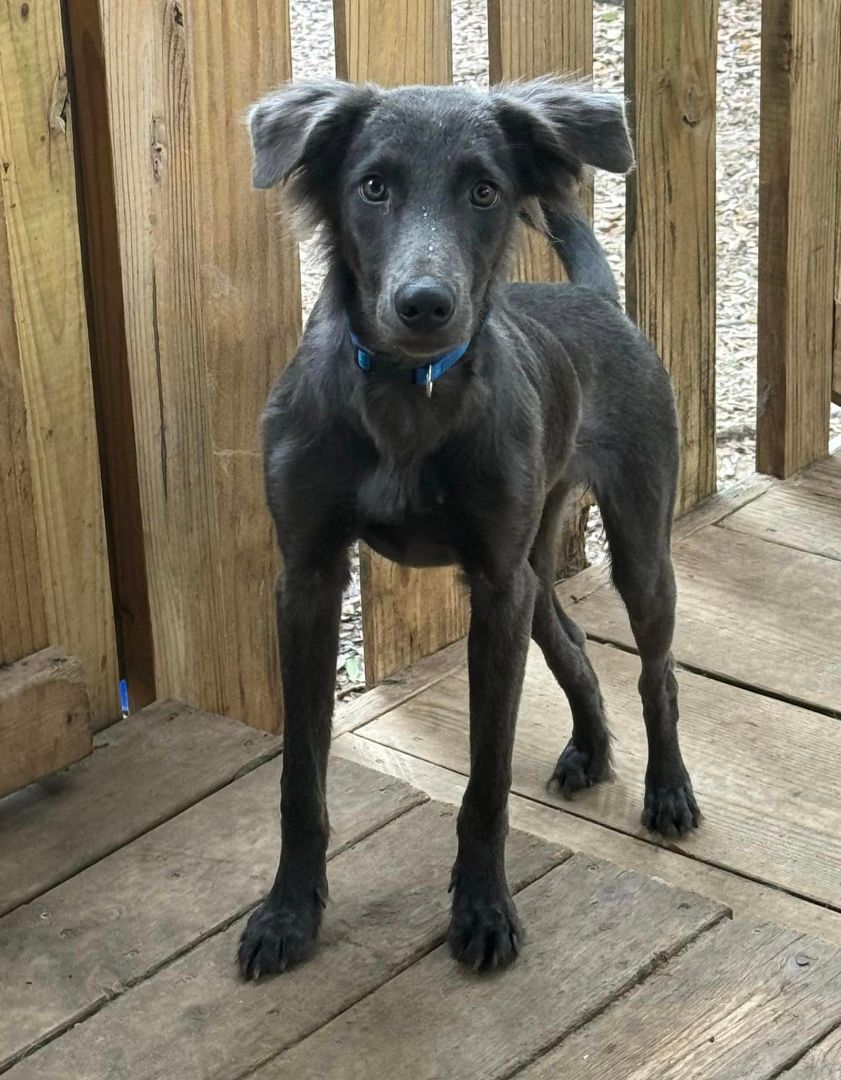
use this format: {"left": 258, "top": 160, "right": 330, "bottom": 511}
{"left": 63, "top": 0, "right": 156, "bottom": 709}
{"left": 0, "top": 700, "right": 280, "bottom": 917}
{"left": 487, "top": 0, "right": 593, "bottom": 575}
{"left": 92, "top": 0, "right": 299, "bottom": 728}
{"left": 6, "top": 803, "right": 564, "bottom": 1080}
{"left": 488, "top": 0, "right": 594, "bottom": 282}
{"left": 520, "top": 921, "right": 841, "bottom": 1080}
{"left": 785, "top": 1021, "right": 841, "bottom": 1078}
{"left": 625, "top": 0, "right": 718, "bottom": 513}
{"left": 0, "top": 0, "right": 118, "bottom": 724}
{"left": 720, "top": 484, "right": 841, "bottom": 562}
{"left": 335, "top": 732, "right": 841, "bottom": 947}
{"left": 0, "top": 757, "right": 424, "bottom": 1070}
{"left": 334, "top": 0, "right": 470, "bottom": 686}
{"left": 0, "top": 194, "right": 47, "bottom": 665}
{"left": 360, "top": 637, "right": 841, "bottom": 908}
{"left": 257, "top": 856, "right": 726, "bottom": 1080}
{"left": 757, "top": 0, "right": 841, "bottom": 477}
{"left": 788, "top": 450, "right": 841, "bottom": 500}
{"left": 334, "top": 0, "right": 452, "bottom": 84}
{"left": 0, "top": 648, "right": 91, "bottom": 798}
{"left": 557, "top": 525, "right": 841, "bottom": 715}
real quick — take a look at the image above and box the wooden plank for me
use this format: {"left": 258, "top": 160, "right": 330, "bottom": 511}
{"left": 0, "top": 0, "right": 118, "bottom": 723}
{"left": 333, "top": 0, "right": 469, "bottom": 687}
{"left": 63, "top": 0, "right": 156, "bottom": 709}
{"left": 520, "top": 921, "right": 841, "bottom": 1079}
{"left": 0, "top": 194, "right": 47, "bottom": 665}
{"left": 254, "top": 856, "right": 726, "bottom": 1080}
{"left": 5, "top": 803, "right": 565, "bottom": 1079}
{"left": 487, "top": 0, "right": 593, "bottom": 575}
{"left": 335, "top": 732, "right": 841, "bottom": 947}
{"left": 488, "top": 0, "right": 594, "bottom": 283}
{"left": 672, "top": 473, "right": 776, "bottom": 541}
{"left": 91, "top": 0, "right": 299, "bottom": 728}
{"left": 625, "top": 0, "right": 718, "bottom": 513}
{"left": 788, "top": 450, "right": 841, "bottom": 500}
{"left": 0, "top": 648, "right": 91, "bottom": 798}
{"left": 334, "top": 637, "right": 467, "bottom": 735}
{"left": 757, "top": 0, "right": 841, "bottom": 477}
{"left": 358, "top": 638, "right": 841, "bottom": 908}
{"left": 558, "top": 526, "right": 841, "bottom": 715}
{"left": 785, "top": 1022, "right": 841, "bottom": 1078}
{"left": 0, "top": 701, "right": 280, "bottom": 917}
{"left": 188, "top": 1, "right": 300, "bottom": 728}
{"left": 0, "top": 757, "right": 425, "bottom": 1070}
{"left": 334, "top": 0, "right": 452, "bottom": 83}
{"left": 720, "top": 484, "right": 841, "bottom": 562}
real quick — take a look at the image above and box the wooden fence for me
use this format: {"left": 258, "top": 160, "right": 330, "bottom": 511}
{"left": 1, "top": 0, "right": 839, "bottom": 788}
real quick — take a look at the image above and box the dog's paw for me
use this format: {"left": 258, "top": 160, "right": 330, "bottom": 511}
{"left": 448, "top": 887, "right": 522, "bottom": 972}
{"left": 237, "top": 898, "right": 322, "bottom": 980}
{"left": 549, "top": 738, "right": 612, "bottom": 797}
{"left": 642, "top": 776, "right": 701, "bottom": 839}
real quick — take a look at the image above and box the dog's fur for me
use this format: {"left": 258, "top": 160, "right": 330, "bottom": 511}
{"left": 239, "top": 78, "right": 699, "bottom": 979}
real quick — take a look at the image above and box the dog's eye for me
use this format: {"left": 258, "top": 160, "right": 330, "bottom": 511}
{"left": 470, "top": 180, "right": 499, "bottom": 208}
{"left": 359, "top": 175, "right": 388, "bottom": 203}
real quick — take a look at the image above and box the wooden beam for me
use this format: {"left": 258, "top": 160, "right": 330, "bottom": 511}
{"left": 487, "top": 0, "right": 594, "bottom": 576}
{"left": 82, "top": 0, "right": 300, "bottom": 729}
{"left": 625, "top": 0, "right": 718, "bottom": 513}
{"left": 0, "top": 0, "right": 118, "bottom": 725}
{"left": 0, "top": 195, "right": 47, "bottom": 665}
{"left": 757, "top": 0, "right": 841, "bottom": 476}
{"left": 488, "top": 0, "right": 594, "bottom": 282}
{"left": 0, "top": 648, "right": 91, "bottom": 799}
{"left": 64, "top": 0, "right": 156, "bottom": 710}
{"left": 334, "top": 0, "right": 469, "bottom": 687}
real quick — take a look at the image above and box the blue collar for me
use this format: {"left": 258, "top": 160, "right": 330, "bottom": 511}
{"left": 349, "top": 330, "right": 472, "bottom": 395}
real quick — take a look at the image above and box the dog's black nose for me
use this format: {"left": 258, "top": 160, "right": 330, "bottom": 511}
{"left": 394, "top": 278, "right": 455, "bottom": 331}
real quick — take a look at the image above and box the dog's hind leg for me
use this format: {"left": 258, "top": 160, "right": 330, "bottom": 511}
{"left": 595, "top": 469, "right": 700, "bottom": 838}
{"left": 528, "top": 485, "right": 613, "bottom": 796}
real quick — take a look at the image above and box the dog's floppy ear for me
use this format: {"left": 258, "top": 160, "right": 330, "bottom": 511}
{"left": 248, "top": 80, "right": 379, "bottom": 191}
{"left": 491, "top": 77, "right": 633, "bottom": 195}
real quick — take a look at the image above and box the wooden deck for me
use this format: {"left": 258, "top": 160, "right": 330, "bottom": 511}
{"left": 1, "top": 451, "right": 840, "bottom": 1079}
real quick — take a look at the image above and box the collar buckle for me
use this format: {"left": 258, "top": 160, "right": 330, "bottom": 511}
{"left": 425, "top": 364, "right": 433, "bottom": 398}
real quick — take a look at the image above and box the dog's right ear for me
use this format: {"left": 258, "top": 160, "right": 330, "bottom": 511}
{"left": 248, "top": 80, "right": 379, "bottom": 191}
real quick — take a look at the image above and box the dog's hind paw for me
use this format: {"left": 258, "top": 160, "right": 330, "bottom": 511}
{"left": 238, "top": 898, "right": 321, "bottom": 980}
{"left": 642, "top": 776, "right": 701, "bottom": 839}
{"left": 448, "top": 887, "right": 522, "bottom": 972}
{"left": 549, "top": 738, "right": 613, "bottom": 797}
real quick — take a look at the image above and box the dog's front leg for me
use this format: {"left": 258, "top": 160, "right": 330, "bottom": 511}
{"left": 449, "top": 561, "right": 536, "bottom": 970}
{"left": 238, "top": 552, "right": 346, "bottom": 979}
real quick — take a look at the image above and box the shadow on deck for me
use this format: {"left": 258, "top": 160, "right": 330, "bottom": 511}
{"left": 1, "top": 451, "right": 840, "bottom": 1078}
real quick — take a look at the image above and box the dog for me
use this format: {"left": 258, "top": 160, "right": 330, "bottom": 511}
{"left": 238, "top": 77, "right": 699, "bottom": 979}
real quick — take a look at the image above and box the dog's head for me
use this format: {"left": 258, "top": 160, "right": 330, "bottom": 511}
{"left": 248, "top": 78, "right": 632, "bottom": 359}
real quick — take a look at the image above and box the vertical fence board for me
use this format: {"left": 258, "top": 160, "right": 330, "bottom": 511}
{"left": 0, "top": 0, "right": 118, "bottom": 725}
{"left": 0, "top": 195, "right": 47, "bottom": 665}
{"left": 488, "top": 0, "right": 594, "bottom": 283}
{"left": 487, "top": 0, "right": 593, "bottom": 577}
{"left": 757, "top": 0, "right": 841, "bottom": 476}
{"left": 334, "top": 0, "right": 469, "bottom": 688}
{"left": 625, "top": 0, "right": 717, "bottom": 514}
{"left": 833, "top": 130, "right": 841, "bottom": 408}
{"left": 189, "top": 3, "right": 300, "bottom": 728}
{"left": 85, "top": 0, "right": 298, "bottom": 729}
{"left": 65, "top": 0, "right": 156, "bottom": 709}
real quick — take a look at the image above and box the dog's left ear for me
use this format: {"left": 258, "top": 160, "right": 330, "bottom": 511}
{"left": 491, "top": 78, "right": 633, "bottom": 196}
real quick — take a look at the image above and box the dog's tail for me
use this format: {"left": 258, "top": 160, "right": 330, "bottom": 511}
{"left": 539, "top": 200, "right": 620, "bottom": 306}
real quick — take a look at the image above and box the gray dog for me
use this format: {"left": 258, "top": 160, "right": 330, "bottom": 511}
{"left": 239, "top": 77, "right": 699, "bottom": 980}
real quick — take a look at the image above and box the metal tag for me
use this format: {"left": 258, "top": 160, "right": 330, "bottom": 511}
{"left": 425, "top": 365, "right": 433, "bottom": 398}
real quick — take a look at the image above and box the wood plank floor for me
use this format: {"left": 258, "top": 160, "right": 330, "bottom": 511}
{"left": 1, "top": 450, "right": 840, "bottom": 1078}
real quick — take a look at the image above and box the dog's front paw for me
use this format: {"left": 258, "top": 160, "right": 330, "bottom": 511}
{"left": 448, "top": 885, "right": 522, "bottom": 972}
{"left": 238, "top": 897, "right": 322, "bottom": 980}
{"left": 642, "top": 774, "right": 700, "bottom": 839}
{"left": 550, "top": 737, "right": 612, "bottom": 797}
